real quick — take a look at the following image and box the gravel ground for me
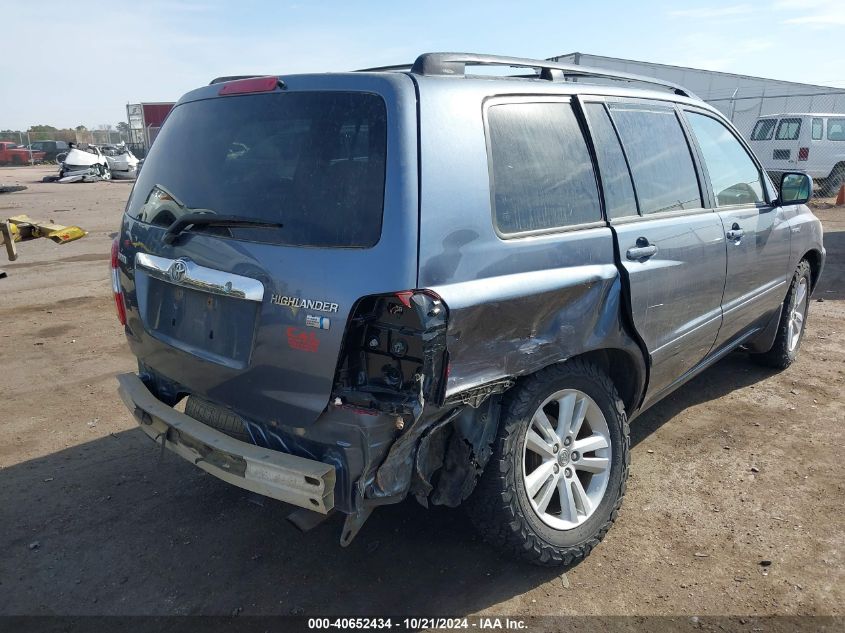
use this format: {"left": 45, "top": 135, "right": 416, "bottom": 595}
{"left": 0, "top": 165, "right": 842, "bottom": 619}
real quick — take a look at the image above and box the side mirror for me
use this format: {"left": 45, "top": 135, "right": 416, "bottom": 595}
{"left": 777, "top": 172, "right": 812, "bottom": 206}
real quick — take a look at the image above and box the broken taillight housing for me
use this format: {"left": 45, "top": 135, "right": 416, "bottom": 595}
{"left": 332, "top": 290, "right": 449, "bottom": 413}
{"left": 798, "top": 147, "right": 809, "bottom": 161}
{"left": 111, "top": 238, "right": 126, "bottom": 325}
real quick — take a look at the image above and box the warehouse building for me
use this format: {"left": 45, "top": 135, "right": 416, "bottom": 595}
{"left": 547, "top": 52, "right": 845, "bottom": 137}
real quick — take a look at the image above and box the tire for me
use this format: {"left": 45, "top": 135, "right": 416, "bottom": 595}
{"left": 467, "top": 359, "right": 629, "bottom": 566}
{"left": 98, "top": 164, "right": 112, "bottom": 181}
{"left": 819, "top": 164, "right": 845, "bottom": 198}
{"left": 751, "top": 260, "right": 812, "bottom": 369}
{"left": 184, "top": 396, "right": 251, "bottom": 441}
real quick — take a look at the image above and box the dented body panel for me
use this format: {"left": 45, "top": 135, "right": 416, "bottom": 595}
{"left": 414, "top": 78, "right": 645, "bottom": 407}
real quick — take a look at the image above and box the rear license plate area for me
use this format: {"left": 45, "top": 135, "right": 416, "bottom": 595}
{"left": 143, "top": 277, "right": 258, "bottom": 367}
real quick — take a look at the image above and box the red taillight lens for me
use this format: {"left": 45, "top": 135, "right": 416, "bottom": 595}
{"left": 218, "top": 76, "right": 281, "bottom": 96}
{"left": 111, "top": 238, "right": 126, "bottom": 325}
{"left": 395, "top": 289, "right": 442, "bottom": 309}
{"left": 395, "top": 290, "right": 414, "bottom": 308}
{"left": 798, "top": 147, "right": 809, "bottom": 161}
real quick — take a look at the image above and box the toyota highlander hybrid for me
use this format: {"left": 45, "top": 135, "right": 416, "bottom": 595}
{"left": 114, "top": 53, "right": 824, "bottom": 566}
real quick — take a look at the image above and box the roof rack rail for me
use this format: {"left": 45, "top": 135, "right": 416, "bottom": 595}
{"left": 209, "top": 75, "right": 261, "bottom": 85}
{"left": 408, "top": 52, "right": 698, "bottom": 98}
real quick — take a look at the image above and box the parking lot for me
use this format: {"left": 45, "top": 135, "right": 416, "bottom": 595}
{"left": 1, "top": 164, "right": 843, "bottom": 617}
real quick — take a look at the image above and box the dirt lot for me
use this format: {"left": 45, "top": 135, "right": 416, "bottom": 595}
{"left": 0, "top": 165, "right": 843, "bottom": 618}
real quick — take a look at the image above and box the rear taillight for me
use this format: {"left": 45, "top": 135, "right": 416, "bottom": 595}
{"left": 395, "top": 290, "right": 415, "bottom": 308}
{"left": 333, "top": 290, "right": 449, "bottom": 412}
{"left": 111, "top": 238, "right": 126, "bottom": 325}
{"left": 798, "top": 147, "right": 809, "bottom": 161}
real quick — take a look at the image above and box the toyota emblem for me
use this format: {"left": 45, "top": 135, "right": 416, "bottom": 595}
{"left": 168, "top": 259, "right": 188, "bottom": 283}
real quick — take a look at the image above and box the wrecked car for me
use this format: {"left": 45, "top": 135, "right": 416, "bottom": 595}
{"left": 60, "top": 144, "right": 111, "bottom": 180}
{"left": 101, "top": 144, "right": 140, "bottom": 177}
{"left": 115, "top": 53, "right": 825, "bottom": 566}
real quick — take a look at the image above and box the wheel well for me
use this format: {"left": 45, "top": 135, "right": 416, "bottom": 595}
{"left": 566, "top": 348, "right": 643, "bottom": 415}
{"left": 803, "top": 250, "right": 823, "bottom": 290}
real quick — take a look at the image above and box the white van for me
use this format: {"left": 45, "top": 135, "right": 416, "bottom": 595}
{"left": 749, "top": 113, "right": 845, "bottom": 196}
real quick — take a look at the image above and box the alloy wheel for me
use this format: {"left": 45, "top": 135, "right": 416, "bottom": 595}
{"left": 788, "top": 277, "right": 808, "bottom": 352}
{"left": 521, "top": 389, "right": 612, "bottom": 530}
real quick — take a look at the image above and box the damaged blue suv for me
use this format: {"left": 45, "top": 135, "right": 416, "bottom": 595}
{"left": 115, "top": 53, "right": 825, "bottom": 566}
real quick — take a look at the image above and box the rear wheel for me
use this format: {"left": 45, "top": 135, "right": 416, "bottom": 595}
{"left": 751, "top": 260, "right": 811, "bottom": 369}
{"left": 468, "top": 360, "right": 629, "bottom": 566}
{"left": 98, "top": 164, "right": 112, "bottom": 180}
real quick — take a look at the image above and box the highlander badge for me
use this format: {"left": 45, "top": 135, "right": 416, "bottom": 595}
{"left": 271, "top": 294, "right": 339, "bottom": 314}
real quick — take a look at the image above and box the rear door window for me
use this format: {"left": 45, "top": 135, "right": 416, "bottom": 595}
{"left": 583, "top": 102, "right": 638, "bottom": 219}
{"left": 775, "top": 118, "right": 801, "bottom": 140}
{"left": 686, "top": 112, "right": 764, "bottom": 207}
{"left": 751, "top": 118, "right": 776, "bottom": 141}
{"left": 486, "top": 101, "right": 601, "bottom": 235}
{"left": 126, "top": 91, "right": 387, "bottom": 248}
{"left": 608, "top": 103, "right": 702, "bottom": 215}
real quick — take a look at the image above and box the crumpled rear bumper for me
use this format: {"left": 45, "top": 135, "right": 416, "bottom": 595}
{"left": 117, "top": 372, "right": 336, "bottom": 513}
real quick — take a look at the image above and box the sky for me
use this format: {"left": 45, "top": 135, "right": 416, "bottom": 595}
{"left": 2, "top": 0, "right": 844, "bottom": 131}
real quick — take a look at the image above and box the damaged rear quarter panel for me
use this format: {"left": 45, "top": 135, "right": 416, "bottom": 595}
{"left": 415, "top": 78, "right": 645, "bottom": 403}
{"left": 428, "top": 240, "right": 636, "bottom": 398}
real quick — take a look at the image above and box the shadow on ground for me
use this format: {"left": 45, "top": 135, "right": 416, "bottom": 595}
{"left": 1, "top": 350, "right": 785, "bottom": 617}
{"left": 813, "top": 227, "right": 844, "bottom": 301}
{"left": 631, "top": 352, "right": 775, "bottom": 447}
{"left": 1, "top": 425, "right": 559, "bottom": 616}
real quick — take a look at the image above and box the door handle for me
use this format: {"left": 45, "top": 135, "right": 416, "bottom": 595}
{"left": 626, "top": 237, "right": 658, "bottom": 261}
{"left": 726, "top": 223, "right": 744, "bottom": 241}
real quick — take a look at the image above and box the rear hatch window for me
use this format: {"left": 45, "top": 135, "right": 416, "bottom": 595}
{"left": 126, "top": 91, "right": 387, "bottom": 248}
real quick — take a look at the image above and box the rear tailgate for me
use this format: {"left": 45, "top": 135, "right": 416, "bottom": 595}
{"left": 116, "top": 73, "right": 419, "bottom": 427}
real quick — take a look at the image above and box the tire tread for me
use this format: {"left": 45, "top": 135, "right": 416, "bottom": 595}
{"left": 184, "top": 396, "right": 250, "bottom": 441}
{"left": 751, "top": 260, "right": 811, "bottom": 370}
{"left": 467, "top": 359, "right": 629, "bottom": 567}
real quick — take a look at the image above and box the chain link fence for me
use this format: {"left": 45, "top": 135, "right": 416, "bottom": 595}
{"left": 707, "top": 91, "right": 845, "bottom": 198}
{"left": 548, "top": 53, "right": 845, "bottom": 199}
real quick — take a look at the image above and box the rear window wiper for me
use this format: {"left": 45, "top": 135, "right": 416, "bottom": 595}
{"left": 163, "top": 213, "right": 284, "bottom": 244}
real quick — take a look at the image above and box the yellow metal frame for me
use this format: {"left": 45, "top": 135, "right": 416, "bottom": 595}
{"left": 0, "top": 214, "right": 88, "bottom": 262}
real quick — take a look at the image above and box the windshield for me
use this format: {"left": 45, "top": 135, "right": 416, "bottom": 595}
{"left": 126, "top": 91, "right": 387, "bottom": 248}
